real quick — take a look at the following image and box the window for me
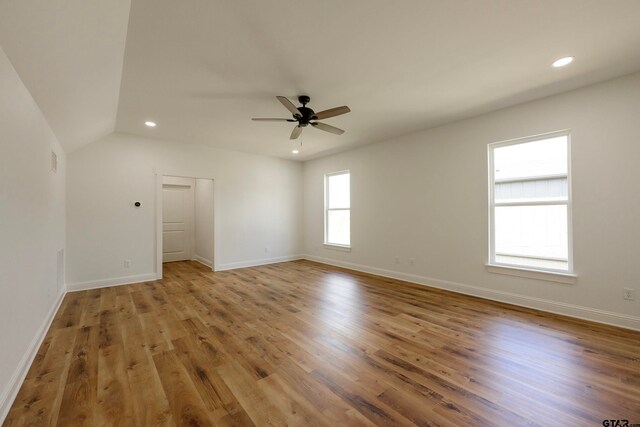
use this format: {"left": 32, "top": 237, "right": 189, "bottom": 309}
{"left": 325, "top": 171, "right": 350, "bottom": 247}
{"left": 488, "top": 131, "right": 572, "bottom": 273}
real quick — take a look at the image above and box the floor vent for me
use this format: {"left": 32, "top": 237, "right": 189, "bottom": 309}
{"left": 51, "top": 150, "right": 58, "bottom": 173}
{"left": 57, "top": 248, "right": 64, "bottom": 291}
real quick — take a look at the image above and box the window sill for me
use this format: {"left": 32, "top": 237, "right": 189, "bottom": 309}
{"left": 486, "top": 264, "right": 577, "bottom": 284}
{"left": 323, "top": 243, "right": 351, "bottom": 252}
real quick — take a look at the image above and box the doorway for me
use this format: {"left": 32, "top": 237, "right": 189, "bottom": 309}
{"left": 158, "top": 175, "right": 214, "bottom": 276}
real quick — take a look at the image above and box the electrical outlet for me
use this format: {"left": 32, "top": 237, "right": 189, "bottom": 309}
{"left": 409, "top": 257, "right": 415, "bottom": 266}
{"left": 124, "top": 260, "right": 131, "bottom": 268}
{"left": 623, "top": 288, "right": 635, "bottom": 301}
{"left": 395, "top": 256, "right": 400, "bottom": 264}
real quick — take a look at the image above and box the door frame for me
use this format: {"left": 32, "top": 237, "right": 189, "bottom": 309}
{"left": 155, "top": 172, "right": 216, "bottom": 279}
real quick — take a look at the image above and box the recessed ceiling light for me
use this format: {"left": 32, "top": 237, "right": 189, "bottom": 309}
{"left": 292, "top": 150, "right": 299, "bottom": 154}
{"left": 552, "top": 56, "right": 574, "bottom": 68}
{"left": 144, "top": 121, "right": 157, "bottom": 127}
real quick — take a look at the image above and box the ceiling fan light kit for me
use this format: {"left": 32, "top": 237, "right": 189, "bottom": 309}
{"left": 253, "top": 95, "right": 351, "bottom": 139}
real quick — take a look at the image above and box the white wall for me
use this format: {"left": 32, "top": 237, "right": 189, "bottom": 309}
{"left": 194, "top": 178, "right": 214, "bottom": 266}
{"left": 303, "top": 72, "right": 640, "bottom": 330}
{"left": 0, "top": 47, "right": 66, "bottom": 418}
{"left": 66, "top": 133, "right": 303, "bottom": 287}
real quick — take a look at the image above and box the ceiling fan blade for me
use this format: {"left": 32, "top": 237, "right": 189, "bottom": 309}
{"left": 277, "top": 96, "right": 302, "bottom": 117}
{"left": 290, "top": 125, "right": 303, "bottom": 139}
{"left": 252, "top": 118, "right": 296, "bottom": 122}
{"left": 311, "top": 122, "right": 344, "bottom": 135}
{"left": 313, "top": 106, "right": 351, "bottom": 120}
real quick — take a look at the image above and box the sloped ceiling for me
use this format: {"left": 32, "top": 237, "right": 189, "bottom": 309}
{"left": 2, "top": 1, "right": 640, "bottom": 158}
{"left": 0, "top": 0, "right": 131, "bottom": 153}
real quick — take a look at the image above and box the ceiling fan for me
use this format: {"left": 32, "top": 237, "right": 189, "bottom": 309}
{"left": 252, "top": 95, "right": 351, "bottom": 139}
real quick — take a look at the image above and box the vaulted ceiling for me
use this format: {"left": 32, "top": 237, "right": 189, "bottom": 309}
{"left": 0, "top": 0, "right": 131, "bottom": 153}
{"left": 2, "top": 0, "right": 640, "bottom": 160}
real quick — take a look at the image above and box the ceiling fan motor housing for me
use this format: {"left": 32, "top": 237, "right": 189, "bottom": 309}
{"left": 296, "top": 106, "right": 315, "bottom": 126}
{"left": 295, "top": 96, "right": 314, "bottom": 126}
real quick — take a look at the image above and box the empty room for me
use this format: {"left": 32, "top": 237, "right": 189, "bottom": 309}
{"left": 1, "top": 0, "right": 639, "bottom": 425}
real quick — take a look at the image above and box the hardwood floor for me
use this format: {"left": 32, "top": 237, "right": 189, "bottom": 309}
{"left": 5, "top": 260, "right": 640, "bottom": 426}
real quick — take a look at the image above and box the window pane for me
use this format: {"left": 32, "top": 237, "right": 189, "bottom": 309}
{"left": 327, "top": 210, "right": 350, "bottom": 246}
{"left": 495, "top": 177, "right": 568, "bottom": 203}
{"left": 495, "top": 205, "right": 568, "bottom": 270}
{"left": 328, "top": 173, "right": 350, "bottom": 209}
{"left": 494, "top": 136, "right": 567, "bottom": 180}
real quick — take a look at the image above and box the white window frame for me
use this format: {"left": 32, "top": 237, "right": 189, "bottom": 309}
{"left": 487, "top": 130, "right": 575, "bottom": 279}
{"left": 324, "top": 170, "right": 351, "bottom": 250}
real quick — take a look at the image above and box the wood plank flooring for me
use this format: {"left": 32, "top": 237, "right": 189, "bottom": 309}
{"left": 5, "top": 260, "right": 640, "bottom": 426}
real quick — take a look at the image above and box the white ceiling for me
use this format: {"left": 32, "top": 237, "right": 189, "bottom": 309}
{"left": 0, "top": 0, "right": 131, "bottom": 153}
{"left": 3, "top": 1, "right": 640, "bottom": 159}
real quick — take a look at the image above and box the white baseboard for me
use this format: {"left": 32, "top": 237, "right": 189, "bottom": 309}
{"left": 66, "top": 273, "right": 158, "bottom": 292}
{"left": 67, "top": 256, "right": 303, "bottom": 290}
{"left": 302, "top": 254, "right": 640, "bottom": 331}
{"left": 215, "top": 255, "right": 303, "bottom": 272}
{"left": 192, "top": 255, "right": 213, "bottom": 269}
{"left": 0, "top": 289, "right": 66, "bottom": 423}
